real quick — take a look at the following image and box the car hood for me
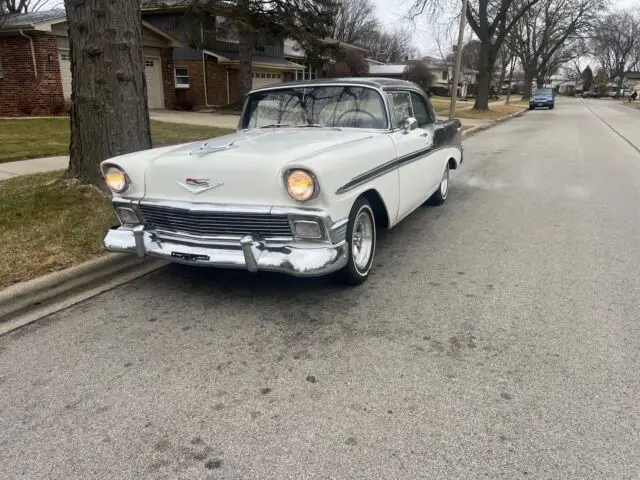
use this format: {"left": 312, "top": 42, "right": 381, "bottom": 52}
{"left": 141, "top": 128, "right": 378, "bottom": 204}
{"left": 532, "top": 95, "right": 552, "bottom": 100}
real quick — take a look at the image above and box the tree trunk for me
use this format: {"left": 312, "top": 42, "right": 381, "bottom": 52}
{"left": 505, "top": 57, "right": 516, "bottom": 105}
{"left": 64, "top": 0, "right": 151, "bottom": 187}
{"left": 238, "top": 29, "right": 253, "bottom": 100}
{"left": 521, "top": 68, "right": 535, "bottom": 100}
{"left": 536, "top": 77, "right": 545, "bottom": 89}
{"left": 473, "top": 42, "right": 495, "bottom": 111}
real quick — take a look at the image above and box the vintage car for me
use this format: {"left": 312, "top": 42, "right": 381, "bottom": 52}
{"left": 101, "top": 78, "right": 463, "bottom": 284}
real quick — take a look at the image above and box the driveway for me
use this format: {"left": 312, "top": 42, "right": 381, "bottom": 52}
{"left": 2, "top": 97, "right": 640, "bottom": 479}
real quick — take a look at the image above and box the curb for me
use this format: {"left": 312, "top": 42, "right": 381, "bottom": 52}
{"left": 0, "top": 254, "right": 167, "bottom": 335}
{"left": 461, "top": 107, "right": 528, "bottom": 138}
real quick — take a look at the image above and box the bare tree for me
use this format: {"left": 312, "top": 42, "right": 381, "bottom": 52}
{"left": 408, "top": 0, "right": 543, "bottom": 110}
{"left": 591, "top": 10, "right": 640, "bottom": 96}
{"left": 63, "top": 0, "right": 151, "bottom": 186}
{"left": 330, "top": 0, "right": 378, "bottom": 45}
{"left": 506, "top": 0, "right": 602, "bottom": 99}
{"left": 1, "top": 0, "right": 49, "bottom": 14}
{"left": 360, "top": 27, "right": 415, "bottom": 63}
{"left": 405, "top": 60, "right": 435, "bottom": 91}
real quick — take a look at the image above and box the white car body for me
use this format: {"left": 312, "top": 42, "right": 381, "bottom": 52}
{"left": 102, "top": 78, "right": 463, "bottom": 281}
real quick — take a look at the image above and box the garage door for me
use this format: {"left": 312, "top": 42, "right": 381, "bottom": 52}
{"left": 58, "top": 53, "right": 163, "bottom": 109}
{"left": 144, "top": 58, "right": 163, "bottom": 109}
{"left": 252, "top": 70, "right": 284, "bottom": 89}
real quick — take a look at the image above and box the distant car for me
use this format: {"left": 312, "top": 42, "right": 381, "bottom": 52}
{"left": 529, "top": 89, "right": 555, "bottom": 110}
{"left": 582, "top": 91, "right": 601, "bottom": 99}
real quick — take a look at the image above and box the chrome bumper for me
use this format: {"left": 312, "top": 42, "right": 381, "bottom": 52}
{"left": 103, "top": 226, "right": 348, "bottom": 277}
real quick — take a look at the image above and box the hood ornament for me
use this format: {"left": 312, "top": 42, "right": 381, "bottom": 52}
{"left": 190, "top": 141, "right": 237, "bottom": 156}
{"left": 177, "top": 178, "right": 223, "bottom": 194}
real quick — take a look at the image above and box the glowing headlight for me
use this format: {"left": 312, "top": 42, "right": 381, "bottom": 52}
{"left": 286, "top": 169, "right": 316, "bottom": 201}
{"left": 103, "top": 166, "right": 129, "bottom": 193}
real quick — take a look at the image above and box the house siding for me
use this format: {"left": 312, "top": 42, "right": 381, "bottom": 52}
{"left": 173, "top": 59, "right": 241, "bottom": 107}
{"left": 0, "top": 33, "right": 65, "bottom": 116}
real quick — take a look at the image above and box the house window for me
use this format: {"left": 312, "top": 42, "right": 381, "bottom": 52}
{"left": 145, "top": 60, "right": 155, "bottom": 67}
{"left": 442, "top": 70, "right": 448, "bottom": 81}
{"left": 60, "top": 52, "right": 71, "bottom": 62}
{"left": 254, "top": 37, "right": 265, "bottom": 52}
{"left": 174, "top": 67, "right": 189, "bottom": 88}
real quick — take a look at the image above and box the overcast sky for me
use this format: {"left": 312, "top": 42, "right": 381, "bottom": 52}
{"left": 373, "top": 0, "right": 640, "bottom": 57}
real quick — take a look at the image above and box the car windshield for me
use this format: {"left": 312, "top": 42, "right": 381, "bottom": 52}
{"left": 535, "top": 89, "right": 553, "bottom": 97}
{"left": 241, "top": 85, "right": 388, "bottom": 130}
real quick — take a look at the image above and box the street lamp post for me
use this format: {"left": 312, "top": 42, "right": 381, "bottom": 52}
{"left": 449, "top": 0, "right": 469, "bottom": 120}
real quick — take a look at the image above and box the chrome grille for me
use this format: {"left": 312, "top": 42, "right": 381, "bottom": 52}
{"left": 139, "top": 204, "right": 293, "bottom": 238}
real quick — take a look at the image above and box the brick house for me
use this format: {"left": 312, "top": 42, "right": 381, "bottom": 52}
{"left": 141, "top": 0, "right": 307, "bottom": 107}
{"left": 0, "top": 9, "right": 180, "bottom": 116}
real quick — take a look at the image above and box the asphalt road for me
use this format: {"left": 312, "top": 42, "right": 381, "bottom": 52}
{"left": 2, "top": 98, "right": 640, "bottom": 479}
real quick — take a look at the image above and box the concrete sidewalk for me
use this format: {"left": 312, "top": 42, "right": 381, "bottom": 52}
{"left": 0, "top": 156, "right": 69, "bottom": 180}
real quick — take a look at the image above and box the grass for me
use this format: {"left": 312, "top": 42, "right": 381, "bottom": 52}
{"left": 0, "top": 171, "right": 116, "bottom": 289}
{"left": 622, "top": 101, "right": 640, "bottom": 110}
{"left": 432, "top": 100, "right": 526, "bottom": 120}
{"left": 0, "top": 119, "right": 234, "bottom": 163}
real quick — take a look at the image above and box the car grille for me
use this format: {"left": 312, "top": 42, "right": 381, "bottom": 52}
{"left": 139, "top": 204, "right": 293, "bottom": 238}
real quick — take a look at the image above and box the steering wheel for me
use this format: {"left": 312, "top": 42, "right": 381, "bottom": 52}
{"left": 335, "top": 109, "right": 379, "bottom": 126}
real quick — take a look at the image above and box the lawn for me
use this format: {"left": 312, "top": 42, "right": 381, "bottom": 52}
{"left": 0, "top": 171, "right": 116, "bottom": 289}
{"left": 432, "top": 100, "right": 526, "bottom": 120}
{"left": 623, "top": 101, "right": 640, "bottom": 110}
{"left": 0, "top": 119, "right": 234, "bottom": 163}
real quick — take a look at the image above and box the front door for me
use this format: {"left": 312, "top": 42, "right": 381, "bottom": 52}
{"left": 388, "top": 91, "right": 439, "bottom": 220}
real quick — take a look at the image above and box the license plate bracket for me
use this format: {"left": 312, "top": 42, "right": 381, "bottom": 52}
{"left": 171, "top": 252, "right": 210, "bottom": 262}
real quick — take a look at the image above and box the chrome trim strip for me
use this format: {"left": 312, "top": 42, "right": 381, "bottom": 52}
{"left": 335, "top": 145, "right": 460, "bottom": 195}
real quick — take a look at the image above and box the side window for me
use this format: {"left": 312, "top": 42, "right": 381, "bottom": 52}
{"left": 391, "top": 91, "right": 412, "bottom": 128}
{"left": 410, "top": 92, "right": 433, "bottom": 127}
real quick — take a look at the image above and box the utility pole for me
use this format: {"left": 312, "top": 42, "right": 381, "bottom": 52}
{"left": 449, "top": 0, "right": 468, "bottom": 120}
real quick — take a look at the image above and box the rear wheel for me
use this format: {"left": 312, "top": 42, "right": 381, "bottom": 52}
{"left": 427, "top": 163, "right": 450, "bottom": 206}
{"left": 338, "top": 198, "right": 376, "bottom": 285}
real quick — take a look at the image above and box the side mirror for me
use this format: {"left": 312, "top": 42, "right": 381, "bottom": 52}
{"left": 403, "top": 117, "right": 418, "bottom": 132}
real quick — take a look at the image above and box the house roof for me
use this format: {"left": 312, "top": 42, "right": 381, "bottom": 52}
{"left": 0, "top": 9, "right": 66, "bottom": 28}
{"left": 368, "top": 64, "right": 407, "bottom": 76}
{"left": 204, "top": 50, "right": 305, "bottom": 70}
{"left": 0, "top": 8, "right": 181, "bottom": 47}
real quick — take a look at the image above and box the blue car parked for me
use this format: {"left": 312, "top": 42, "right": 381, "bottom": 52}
{"left": 529, "top": 88, "right": 555, "bottom": 110}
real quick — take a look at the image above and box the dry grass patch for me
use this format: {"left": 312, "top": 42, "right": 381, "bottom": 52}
{"left": 453, "top": 103, "right": 526, "bottom": 120}
{"left": 0, "top": 171, "right": 116, "bottom": 289}
{"left": 0, "top": 119, "right": 234, "bottom": 163}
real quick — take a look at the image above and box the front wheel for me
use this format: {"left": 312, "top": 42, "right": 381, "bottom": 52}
{"left": 427, "top": 163, "right": 450, "bottom": 206}
{"left": 338, "top": 198, "right": 376, "bottom": 285}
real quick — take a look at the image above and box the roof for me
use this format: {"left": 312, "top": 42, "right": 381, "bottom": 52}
{"left": 250, "top": 77, "right": 423, "bottom": 93}
{"left": 204, "top": 50, "right": 305, "bottom": 70}
{"left": 0, "top": 8, "right": 181, "bottom": 46}
{"left": 141, "top": 0, "right": 190, "bottom": 8}
{"left": 0, "top": 9, "right": 66, "bottom": 28}
{"left": 368, "top": 64, "right": 407, "bottom": 76}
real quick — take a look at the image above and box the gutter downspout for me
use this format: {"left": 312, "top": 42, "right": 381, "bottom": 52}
{"left": 226, "top": 68, "right": 230, "bottom": 104}
{"left": 19, "top": 29, "right": 37, "bottom": 78}
{"left": 200, "top": 22, "right": 214, "bottom": 107}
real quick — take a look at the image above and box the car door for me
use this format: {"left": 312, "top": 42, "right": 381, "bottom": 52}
{"left": 388, "top": 90, "right": 438, "bottom": 220}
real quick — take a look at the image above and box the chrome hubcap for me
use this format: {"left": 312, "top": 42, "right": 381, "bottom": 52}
{"left": 352, "top": 209, "right": 374, "bottom": 271}
{"left": 441, "top": 167, "right": 449, "bottom": 197}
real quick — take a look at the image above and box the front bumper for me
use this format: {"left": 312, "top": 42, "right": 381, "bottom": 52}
{"left": 103, "top": 225, "right": 349, "bottom": 277}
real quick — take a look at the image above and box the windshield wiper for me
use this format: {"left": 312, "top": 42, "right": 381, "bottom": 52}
{"left": 259, "top": 123, "right": 291, "bottom": 128}
{"left": 298, "top": 124, "right": 342, "bottom": 131}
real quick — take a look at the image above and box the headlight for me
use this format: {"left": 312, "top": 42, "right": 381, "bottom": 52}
{"left": 103, "top": 165, "right": 129, "bottom": 193}
{"left": 286, "top": 169, "right": 316, "bottom": 202}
